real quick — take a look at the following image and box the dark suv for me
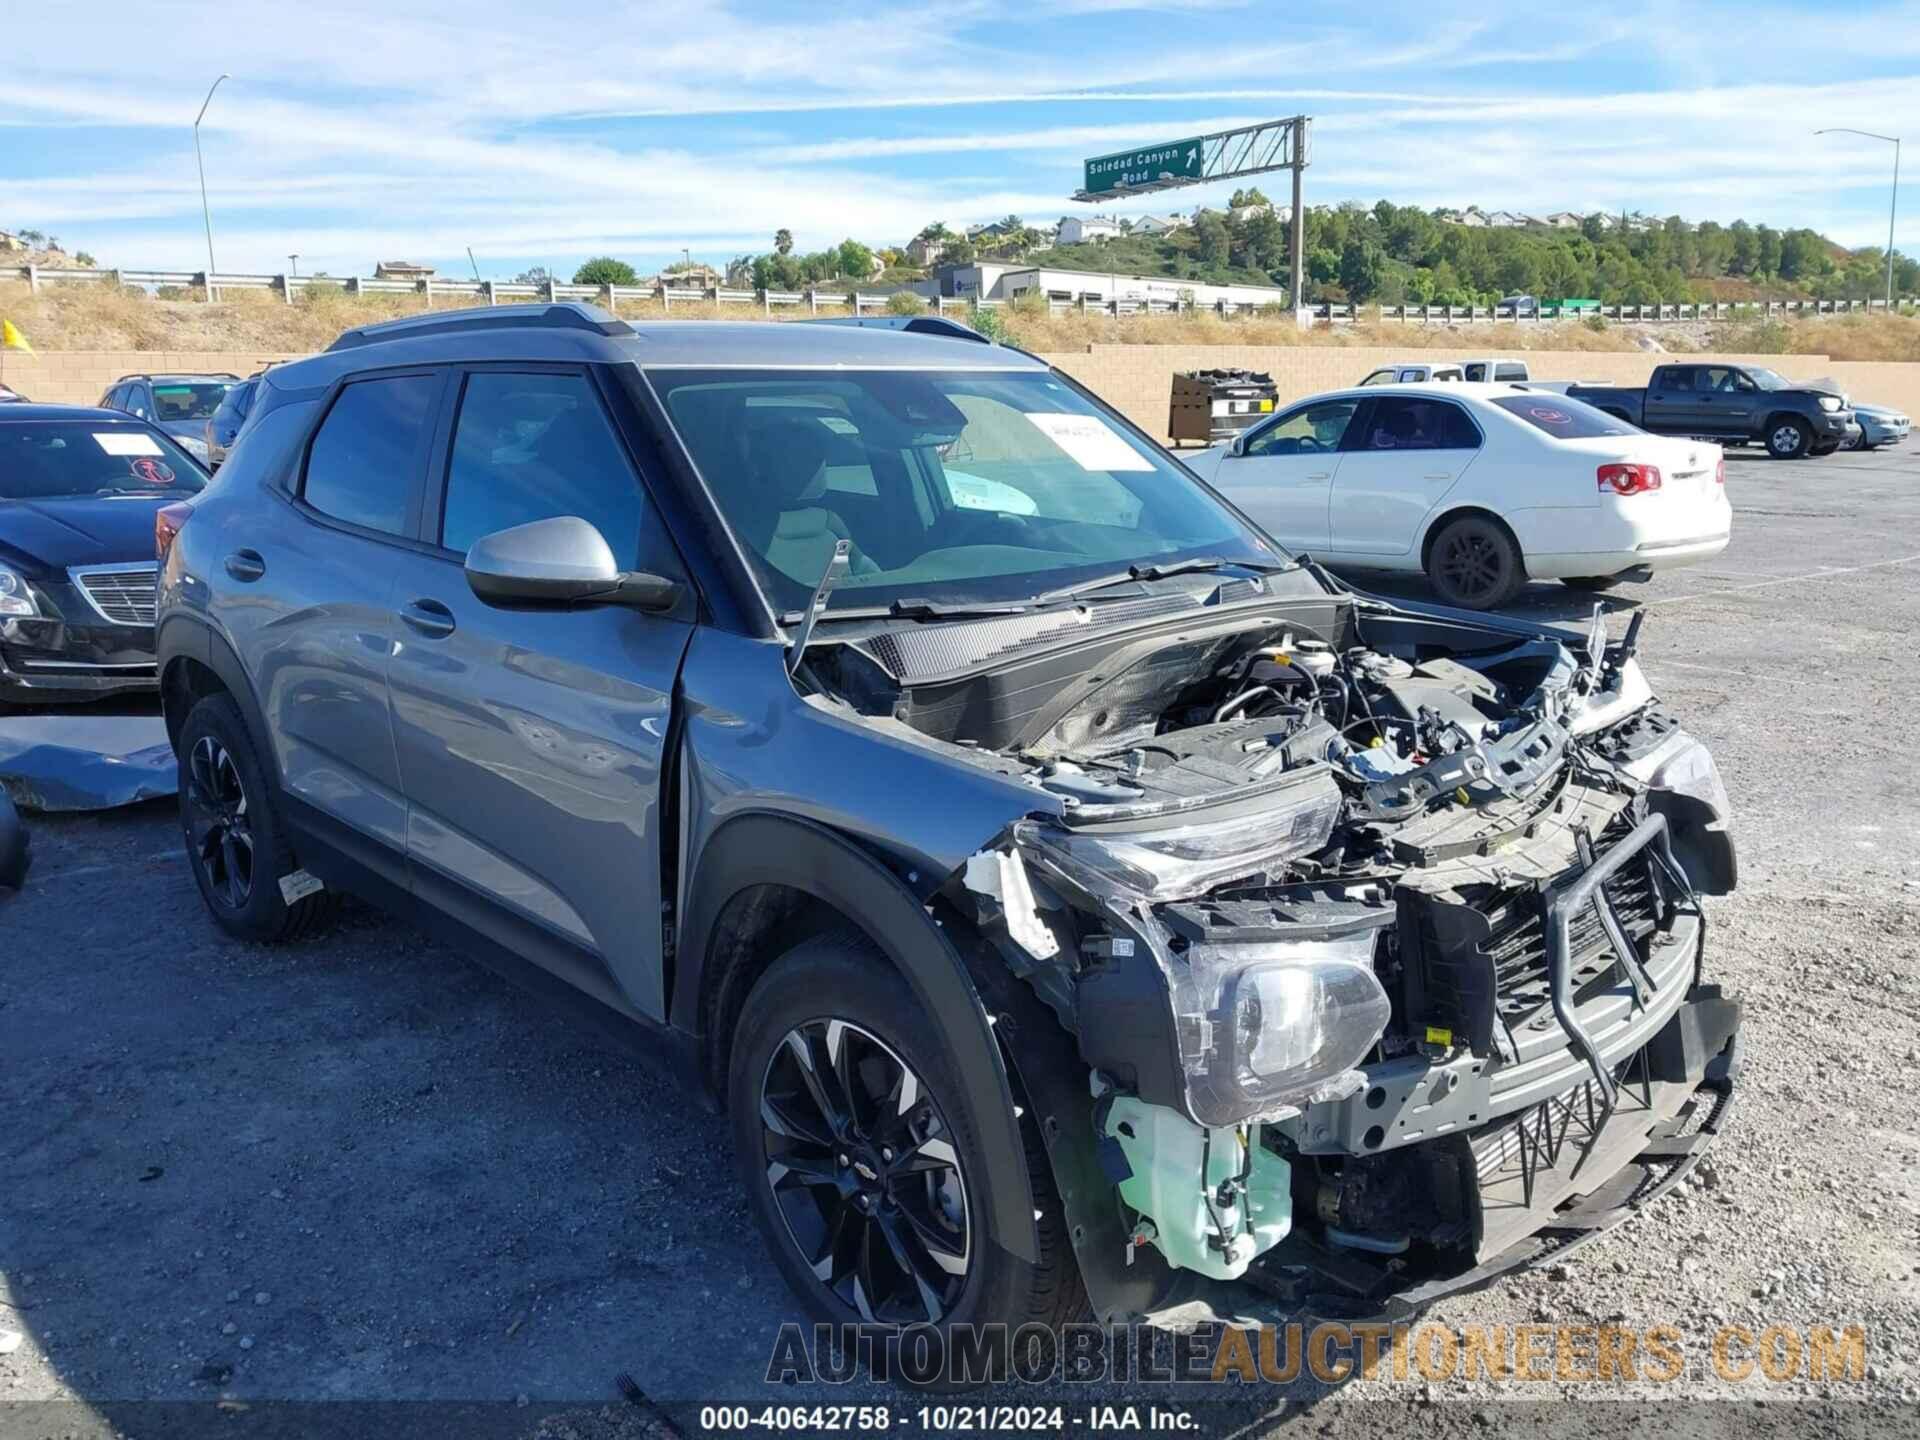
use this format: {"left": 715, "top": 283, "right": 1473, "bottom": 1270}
{"left": 156, "top": 305, "right": 1741, "bottom": 1369}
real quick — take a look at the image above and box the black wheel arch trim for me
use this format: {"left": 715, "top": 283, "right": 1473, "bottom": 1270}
{"left": 677, "top": 811, "right": 1042, "bottom": 1266}
{"left": 158, "top": 613, "right": 278, "bottom": 778}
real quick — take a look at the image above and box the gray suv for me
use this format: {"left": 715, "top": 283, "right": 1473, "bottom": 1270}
{"left": 156, "top": 305, "right": 1741, "bottom": 1372}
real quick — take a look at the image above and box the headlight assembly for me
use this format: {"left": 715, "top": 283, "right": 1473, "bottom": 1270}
{"left": 1014, "top": 775, "right": 1341, "bottom": 904}
{"left": 1818, "top": 396, "right": 1842, "bottom": 413}
{"left": 1174, "top": 934, "right": 1391, "bottom": 1127}
{"left": 0, "top": 565, "right": 37, "bottom": 619}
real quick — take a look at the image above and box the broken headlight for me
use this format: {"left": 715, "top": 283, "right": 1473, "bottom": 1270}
{"left": 1014, "top": 777, "right": 1341, "bottom": 904}
{"left": 1650, "top": 735, "right": 1731, "bottom": 824}
{"left": 1174, "top": 934, "right": 1391, "bottom": 1127}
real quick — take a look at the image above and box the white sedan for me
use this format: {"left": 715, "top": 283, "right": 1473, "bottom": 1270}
{"left": 1183, "top": 382, "right": 1731, "bottom": 609}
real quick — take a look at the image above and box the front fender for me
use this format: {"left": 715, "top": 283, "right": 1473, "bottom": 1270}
{"left": 677, "top": 811, "right": 1041, "bottom": 1265}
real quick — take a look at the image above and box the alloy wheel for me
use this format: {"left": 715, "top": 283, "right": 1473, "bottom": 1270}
{"left": 759, "top": 1018, "right": 971, "bottom": 1324}
{"left": 1436, "top": 531, "right": 1506, "bottom": 605}
{"left": 1770, "top": 425, "right": 1802, "bottom": 456}
{"left": 186, "top": 736, "right": 255, "bottom": 910}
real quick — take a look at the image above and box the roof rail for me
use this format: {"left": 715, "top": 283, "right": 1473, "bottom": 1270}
{"left": 799, "top": 314, "right": 992, "bottom": 345}
{"left": 113, "top": 371, "right": 241, "bottom": 383}
{"left": 326, "top": 302, "right": 635, "bottom": 353}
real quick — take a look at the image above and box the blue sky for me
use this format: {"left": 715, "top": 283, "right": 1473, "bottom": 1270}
{"left": 8, "top": 0, "right": 1919, "bottom": 279}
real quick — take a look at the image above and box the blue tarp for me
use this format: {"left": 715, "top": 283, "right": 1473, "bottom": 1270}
{"left": 0, "top": 711, "right": 176, "bottom": 812}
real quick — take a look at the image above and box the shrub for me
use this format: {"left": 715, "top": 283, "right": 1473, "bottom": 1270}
{"left": 573, "top": 257, "right": 639, "bottom": 287}
{"left": 884, "top": 291, "right": 926, "bottom": 316}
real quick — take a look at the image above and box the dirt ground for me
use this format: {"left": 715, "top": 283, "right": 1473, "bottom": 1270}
{"left": 2, "top": 445, "right": 1918, "bottom": 1439}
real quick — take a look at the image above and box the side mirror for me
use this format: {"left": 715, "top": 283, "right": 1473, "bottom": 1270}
{"left": 1229, "top": 434, "right": 1248, "bottom": 458}
{"left": 464, "top": 515, "right": 679, "bottom": 612}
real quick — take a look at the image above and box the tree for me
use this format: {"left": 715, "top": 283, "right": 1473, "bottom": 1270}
{"left": 572, "top": 256, "right": 637, "bottom": 286}
{"left": 1228, "top": 187, "right": 1270, "bottom": 210}
{"left": 1338, "top": 239, "right": 1386, "bottom": 301}
{"left": 836, "top": 238, "right": 874, "bottom": 279}
{"left": 1194, "top": 211, "right": 1232, "bottom": 266}
{"left": 512, "top": 266, "right": 551, "bottom": 287}
{"left": 774, "top": 228, "right": 794, "bottom": 256}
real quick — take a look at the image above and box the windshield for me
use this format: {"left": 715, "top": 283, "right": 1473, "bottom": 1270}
{"left": 151, "top": 382, "right": 232, "bottom": 421}
{"left": 654, "top": 368, "right": 1283, "bottom": 614}
{"left": 0, "top": 422, "right": 208, "bottom": 499}
{"left": 1746, "top": 367, "right": 1790, "bottom": 391}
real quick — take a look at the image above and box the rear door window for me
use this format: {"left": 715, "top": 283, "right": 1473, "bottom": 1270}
{"left": 1656, "top": 368, "right": 1694, "bottom": 392}
{"left": 1358, "top": 397, "right": 1481, "bottom": 451}
{"left": 1493, "top": 363, "right": 1528, "bottom": 381}
{"left": 301, "top": 373, "right": 439, "bottom": 536}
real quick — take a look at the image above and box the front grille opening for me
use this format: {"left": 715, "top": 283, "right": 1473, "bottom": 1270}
{"left": 1395, "top": 815, "right": 1673, "bottom": 1054}
{"left": 71, "top": 565, "right": 159, "bottom": 626}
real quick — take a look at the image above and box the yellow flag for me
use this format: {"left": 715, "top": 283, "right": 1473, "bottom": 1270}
{"left": 1, "top": 320, "right": 30, "bottom": 354}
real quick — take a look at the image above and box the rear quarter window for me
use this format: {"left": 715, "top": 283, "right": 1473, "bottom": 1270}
{"left": 1489, "top": 395, "right": 1638, "bottom": 439}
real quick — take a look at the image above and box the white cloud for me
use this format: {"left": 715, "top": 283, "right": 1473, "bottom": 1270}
{"left": 6, "top": 0, "right": 1919, "bottom": 274}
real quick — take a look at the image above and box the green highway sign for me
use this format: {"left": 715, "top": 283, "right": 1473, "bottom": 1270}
{"left": 1083, "top": 137, "right": 1204, "bottom": 196}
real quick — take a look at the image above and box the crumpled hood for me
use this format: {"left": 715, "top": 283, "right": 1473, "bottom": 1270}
{"left": 0, "top": 496, "right": 166, "bottom": 576}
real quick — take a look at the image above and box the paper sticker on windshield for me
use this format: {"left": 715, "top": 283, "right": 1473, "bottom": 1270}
{"left": 93, "top": 431, "right": 163, "bottom": 456}
{"left": 129, "top": 456, "right": 175, "bottom": 485}
{"left": 1024, "top": 413, "right": 1154, "bottom": 472}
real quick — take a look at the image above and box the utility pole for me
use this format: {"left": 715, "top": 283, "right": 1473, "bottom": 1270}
{"left": 287, "top": 254, "right": 300, "bottom": 277}
{"left": 1289, "top": 115, "right": 1309, "bottom": 317}
{"left": 1815, "top": 128, "right": 1902, "bottom": 307}
{"left": 193, "top": 74, "right": 231, "bottom": 293}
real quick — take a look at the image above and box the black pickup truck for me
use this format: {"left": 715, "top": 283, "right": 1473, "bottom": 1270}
{"left": 1570, "top": 363, "right": 1854, "bottom": 459}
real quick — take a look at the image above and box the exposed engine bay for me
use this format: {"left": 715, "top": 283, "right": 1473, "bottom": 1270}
{"left": 801, "top": 579, "right": 1740, "bottom": 1317}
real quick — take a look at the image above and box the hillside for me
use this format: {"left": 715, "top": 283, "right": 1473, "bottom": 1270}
{"left": 7, "top": 275, "right": 1919, "bottom": 362}
{"left": 885, "top": 202, "right": 1918, "bottom": 310}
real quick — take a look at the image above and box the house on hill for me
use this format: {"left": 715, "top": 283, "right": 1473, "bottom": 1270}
{"left": 1058, "top": 215, "right": 1121, "bottom": 245}
{"left": 1131, "top": 213, "right": 1189, "bottom": 236}
{"left": 374, "top": 260, "right": 435, "bottom": 281}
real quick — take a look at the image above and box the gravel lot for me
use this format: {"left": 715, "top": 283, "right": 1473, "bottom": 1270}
{"left": 3, "top": 443, "right": 1918, "bottom": 1438}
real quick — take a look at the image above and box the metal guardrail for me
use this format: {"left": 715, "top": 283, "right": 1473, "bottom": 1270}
{"left": 0, "top": 264, "right": 912, "bottom": 316}
{"left": 4, "top": 262, "right": 1915, "bottom": 325}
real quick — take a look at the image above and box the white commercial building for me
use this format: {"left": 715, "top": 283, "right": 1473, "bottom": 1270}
{"left": 928, "top": 261, "right": 1290, "bottom": 310}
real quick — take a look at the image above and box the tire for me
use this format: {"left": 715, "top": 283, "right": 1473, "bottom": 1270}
{"left": 1425, "top": 514, "right": 1525, "bottom": 611}
{"left": 1563, "top": 575, "right": 1625, "bottom": 592}
{"left": 178, "top": 693, "right": 336, "bottom": 942}
{"left": 1765, "top": 417, "right": 1811, "bottom": 459}
{"left": 729, "top": 931, "right": 1083, "bottom": 1382}
{"left": 1810, "top": 440, "right": 1838, "bottom": 458}
{"left": 1843, "top": 428, "right": 1865, "bottom": 452}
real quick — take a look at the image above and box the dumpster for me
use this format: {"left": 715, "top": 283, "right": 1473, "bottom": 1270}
{"left": 1168, "top": 369, "right": 1278, "bottom": 446}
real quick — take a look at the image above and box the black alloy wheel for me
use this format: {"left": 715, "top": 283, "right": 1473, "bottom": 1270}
{"left": 759, "top": 1017, "right": 971, "bottom": 1325}
{"left": 186, "top": 734, "right": 255, "bottom": 910}
{"left": 1427, "top": 515, "right": 1523, "bottom": 610}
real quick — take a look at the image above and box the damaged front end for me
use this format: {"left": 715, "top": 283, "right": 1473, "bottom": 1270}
{"left": 804, "top": 579, "right": 1741, "bottom": 1324}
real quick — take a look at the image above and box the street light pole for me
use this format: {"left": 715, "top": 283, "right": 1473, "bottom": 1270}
{"left": 1815, "top": 127, "right": 1902, "bottom": 308}
{"left": 193, "top": 74, "right": 231, "bottom": 293}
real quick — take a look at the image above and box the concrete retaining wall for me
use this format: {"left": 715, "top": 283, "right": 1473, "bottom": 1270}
{"left": 6, "top": 345, "right": 1918, "bottom": 448}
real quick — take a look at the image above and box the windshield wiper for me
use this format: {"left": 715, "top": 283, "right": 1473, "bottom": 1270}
{"left": 1035, "top": 555, "right": 1294, "bottom": 605}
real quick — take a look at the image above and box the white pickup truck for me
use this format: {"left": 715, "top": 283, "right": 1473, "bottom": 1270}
{"left": 1357, "top": 357, "right": 1531, "bottom": 386}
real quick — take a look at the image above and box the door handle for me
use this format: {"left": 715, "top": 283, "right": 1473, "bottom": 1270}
{"left": 1422, "top": 472, "right": 1454, "bottom": 480}
{"left": 399, "top": 598, "right": 456, "bottom": 639}
{"left": 223, "top": 549, "right": 265, "bottom": 582}
{"left": 1305, "top": 471, "right": 1332, "bottom": 480}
